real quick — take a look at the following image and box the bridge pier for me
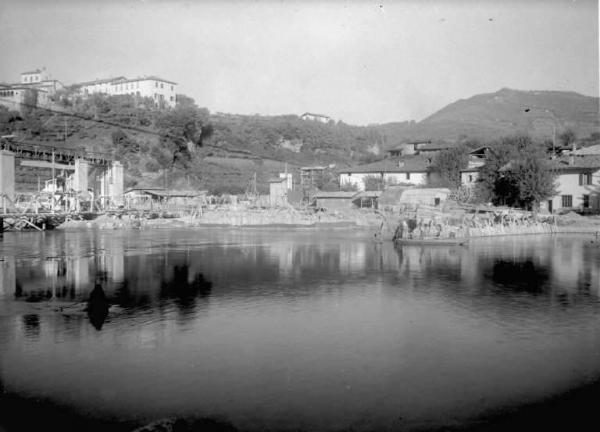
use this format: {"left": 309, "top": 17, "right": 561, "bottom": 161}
{"left": 73, "top": 159, "right": 90, "bottom": 194}
{"left": 0, "top": 150, "right": 15, "bottom": 212}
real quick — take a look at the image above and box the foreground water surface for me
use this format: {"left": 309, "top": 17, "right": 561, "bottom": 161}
{"left": 0, "top": 228, "right": 599, "bottom": 431}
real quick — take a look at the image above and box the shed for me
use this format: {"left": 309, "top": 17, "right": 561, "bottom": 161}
{"left": 313, "top": 191, "right": 358, "bottom": 211}
{"left": 353, "top": 190, "right": 381, "bottom": 209}
{"left": 379, "top": 186, "right": 451, "bottom": 210}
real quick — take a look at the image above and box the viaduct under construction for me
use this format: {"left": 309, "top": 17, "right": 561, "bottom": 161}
{"left": 0, "top": 137, "right": 123, "bottom": 230}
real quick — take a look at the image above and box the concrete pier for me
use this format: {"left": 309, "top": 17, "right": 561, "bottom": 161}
{"left": 0, "top": 150, "right": 15, "bottom": 211}
{"left": 73, "top": 159, "right": 90, "bottom": 193}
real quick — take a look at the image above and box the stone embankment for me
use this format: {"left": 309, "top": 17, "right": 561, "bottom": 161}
{"left": 57, "top": 207, "right": 384, "bottom": 230}
{"left": 391, "top": 205, "right": 600, "bottom": 242}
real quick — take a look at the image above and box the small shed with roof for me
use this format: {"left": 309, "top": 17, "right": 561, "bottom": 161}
{"left": 313, "top": 191, "right": 358, "bottom": 211}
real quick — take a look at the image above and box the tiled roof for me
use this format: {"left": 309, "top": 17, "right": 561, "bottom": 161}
{"left": 338, "top": 155, "right": 432, "bottom": 174}
{"left": 112, "top": 76, "right": 177, "bottom": 85}
{"left": 75, "top": 77, "right": 127, "bottom": 86}
{"left": 313, "top": 191, "right": 358, "bottom": 198}
{"left": 571, "top": 144, "right": 600, "bottom": 156}
{"left": 417, "top": 142, "right": 454, "bottom": 151}
{"left": 550, "top": 155, "right": 600, "bottom": 171}
{"left": 21, "top": 69, "right": 42, "bottom": 75}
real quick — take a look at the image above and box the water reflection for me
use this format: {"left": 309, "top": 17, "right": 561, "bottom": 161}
{"left": 0, "top": 230, "right": 599, "bottom": 431}
{"left": 87, "top": 284, "right": 110, "bottom": 330}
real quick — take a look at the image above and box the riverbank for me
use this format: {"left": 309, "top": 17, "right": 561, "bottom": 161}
{"left": 56, "top": 207, "right": 385, "bottom": 230}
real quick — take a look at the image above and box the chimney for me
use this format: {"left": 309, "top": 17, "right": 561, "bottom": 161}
{"left": 398, "top": 161, "right": 405, "bottom": 168}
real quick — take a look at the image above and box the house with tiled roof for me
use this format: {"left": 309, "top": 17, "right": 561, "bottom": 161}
{"left": 545, "top": 154, "right": 600, "bottom": 212}
{"left": 338, "top": 155, "right": 434, "bottom": 191}
{"left": 300, "top": 112, "right": 331, "bottom": 123}
{"left": 73, "top": 75, "right": 178, "bottom": 108}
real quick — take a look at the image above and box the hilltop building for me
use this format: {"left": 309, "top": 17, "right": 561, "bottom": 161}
{"left": 301, "top": 112, "right": 331, "bottom": 123}
{"left": 0, "top": 68, "right": 63, "bottom": 111}
{"left": 74, "top": 75, "right": 177, "bottom": 108}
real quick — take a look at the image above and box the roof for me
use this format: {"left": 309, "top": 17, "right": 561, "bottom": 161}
{"left": 313, "top": 191, "right": 358, "bottom": 199}
{"left": 550, "top": 155, "right": 600, "bottom": 172}
{"left": 571, "top": 144, "right": 600, "bottom": 156}
{"left": 416, "top": 142, "right": 454, "bottom": 151}
{"left": 338, "top": 155, "right": 432, "bottom": 174}
{"left": 387, "top": 140, "right": 432, "bottom": 151}
{"left": 21, "top": 69, "right": 42, "bottom": 75}
{"left": 125, "top": 188, "right": 206, "bottom": 197}
{"left": 300, "top": 165, "right": 328, "bottom": 171}
{"left": 79, "top": 77, "right": 127, "bottom": 86}
{"left": 355, "top": 190, "right": 382, "bottom": 198}
{"left": 301, "top": 112, "right": 330, "bottom": 118}
{"left": 112, "top": 76, "right": 178, "bottom": 85}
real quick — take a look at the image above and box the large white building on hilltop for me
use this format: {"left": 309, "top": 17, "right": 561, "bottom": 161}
{"left": 75, "top": 75, "right": 178, "bottom": 108}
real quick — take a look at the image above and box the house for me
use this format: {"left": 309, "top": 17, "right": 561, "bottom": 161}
{"left": 354, "top": 190, "right": 381, "bottom": 209}
{"left": 378, "top": 186, "right": 451, "bottom": 211}
{"left": 313, "top": 191, "right": 358, "bottom": 210}
{"left": 124, "top": 188, "right": 207, "bottom": 208}
{"left": 0, "top": 84, "right": 50, "bottom": 111}
{"left": 386, "top": 140, "right": 453, "bottom": 157}
{"left": 18, "top": 68, "right": 64, "bottom": 98}
{"left": 300, "top": 112, "right": 331, "bottom": 123}
{"left": 268, "top": 173, "right": 293, "bottom": 206}
{"left": 543, "top": 155, "right": 600, "bottom": 213}
{"left": 338, "top": 155, "right": 433, "bottom": 191}
{"left": 74, "top": 75, "right": 178, "bottom": 107}
{"left": 300, "top": 166, "right": 329, "bottom": 189}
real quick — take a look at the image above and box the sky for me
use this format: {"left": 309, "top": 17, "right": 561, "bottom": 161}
{"left": 0, "top": 0, "right": 598, "bottom": 125}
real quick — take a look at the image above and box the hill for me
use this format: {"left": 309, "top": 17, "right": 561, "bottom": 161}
{"left": 1, "top": 88, "right": 598, "bottom": 194}
{"left": 388, "top": 88, "right": 599, "bottom": 143}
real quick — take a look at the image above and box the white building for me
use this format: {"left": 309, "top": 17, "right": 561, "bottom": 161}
{"left": 301, "top": 112, "right": 331, "bottom": 123}
{"left": 339, "top": 155, "right": 432, "bottom": 191}
{"left": 543, "top": 155, "right": 600, "bottom": 213}
{"left": 75, "top": 75, "right": 178, "bottom": 108}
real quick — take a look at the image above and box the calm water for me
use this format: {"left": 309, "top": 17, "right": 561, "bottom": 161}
{"left": 0, "top": 228, "right": 599, "bottom": 431}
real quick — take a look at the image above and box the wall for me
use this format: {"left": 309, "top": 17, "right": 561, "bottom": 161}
{"left": 461, "top": 171, "right": 480, "bottom": 188}
{"left": 316, "top": 197, "right": 354, "bottom": 211}
{"left": 339, "top": 172, "right": 427, "bottom": 191}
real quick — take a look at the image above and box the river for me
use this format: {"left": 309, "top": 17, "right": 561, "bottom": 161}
{"left": 0, "top": 228, "right": 599, "bottom": 431}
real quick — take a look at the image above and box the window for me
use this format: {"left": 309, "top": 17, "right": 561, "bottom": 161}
{"left": 583, "top": 195, "right": 590, "bottom": 208}
{"left": 579, "top": 173, "right": 592, "bottom": 185}
{"left": 171, "top": 85, "right": 174, "bottom": 91}
{"left": 561, "top": 195, "right": 573, "bottom": 207}
{"left": 406, "top": 173, "right": 411, "bottom": 180}
{"left": 160, "top": 83, "right": 163, "bottom": 89}
{"left": 155, "top": 82, "right": 158, "bottom": 88}
{"left": 468, "top": 174, "right": 473, "bottom": 182}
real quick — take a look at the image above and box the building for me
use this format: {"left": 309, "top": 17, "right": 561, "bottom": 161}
{"left": 300, "top": 112, "right": 331, "bottom": 123}
{"left": 386, "top": 140, "right": 453, "bottom": 157}
{"left": 74, "top": 75, "right": 178, "bottom": 107}
{"left": 313, "top": 191, "right": 358, "bottom": 210}
{"left": 0, "top": 84, "right": 50, "bottom": 111}
{"left": 338, "top": 155, "right": 432, "bottom": 191}
{"left": 379, "top": 186, "right": 451, "bottom": 210}
{"left": 543, "top": 155, "right": 600, "bottom": 213}
{"left": 460, "top": 147, "right": 490, "bottom": 188}
{"left": 0, "top": 68, "right": 62, "bottom": 111}
{"left": 300, "top": 166, "right": 329, "bottom": 189}
{"left": 268, "top": 173, "right": 293, "bottom": 207}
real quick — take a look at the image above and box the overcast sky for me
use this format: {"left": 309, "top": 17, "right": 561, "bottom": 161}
{"left": 0, "top": 0, "right": 597, "bottom": 125}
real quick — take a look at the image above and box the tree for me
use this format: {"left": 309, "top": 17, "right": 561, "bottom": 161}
{"left": 501, "top": 155, "right": 557, "bottom": 210}
{"left": 559, "top": 129, "right": 576, "bottom": 148}
{"left": 430, "top": 145, "right": 470, "bottom": 188}
{"left": 476, "top": 135, "right": 555, "bottom": 209}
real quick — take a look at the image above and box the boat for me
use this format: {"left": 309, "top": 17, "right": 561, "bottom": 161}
{"left": 394, "top": 237, "right": 470, "bottom": 246}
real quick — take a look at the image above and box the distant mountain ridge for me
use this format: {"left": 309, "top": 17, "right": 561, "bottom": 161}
{"left": 381, "top": 88, "right": 599, "bottom": 143}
